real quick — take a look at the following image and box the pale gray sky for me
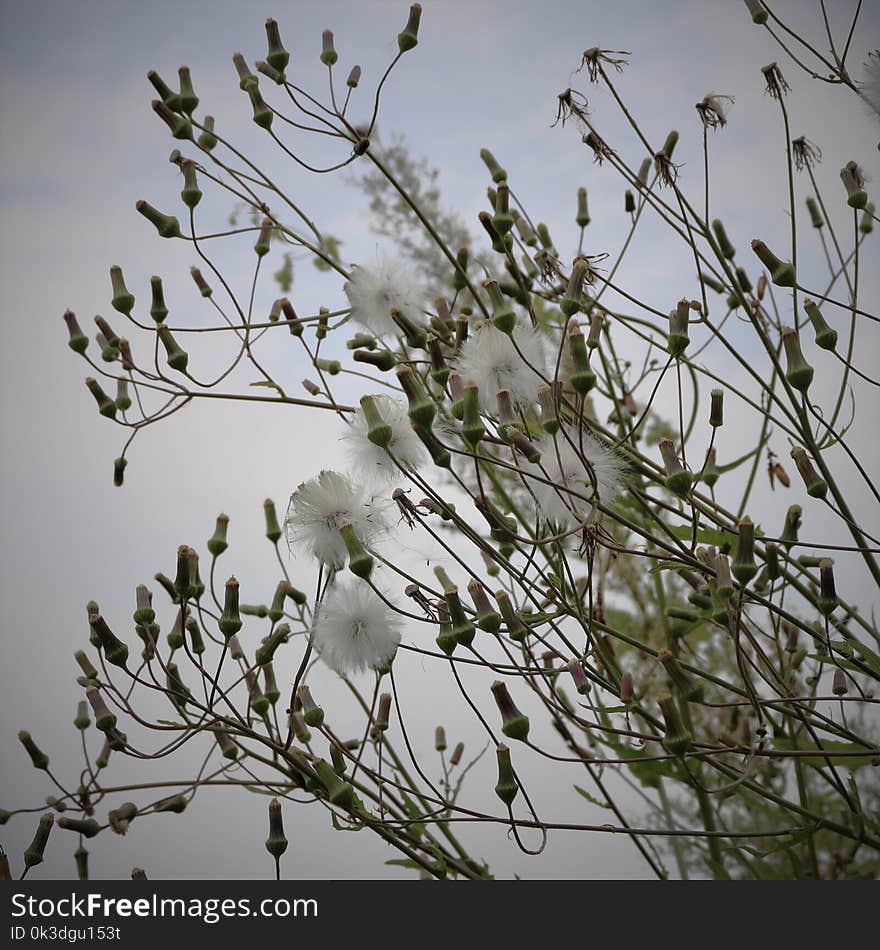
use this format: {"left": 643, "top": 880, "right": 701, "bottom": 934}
{"left": 1, "top": 0, "right": 878, "bottom": 880}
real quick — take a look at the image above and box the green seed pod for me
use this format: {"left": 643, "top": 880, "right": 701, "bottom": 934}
{"left": 18, "top": 731, "right": 49, "bottom": 771}
{"left": 254, "top": 217, "right": 273, "bottom": 257}
{"left": 145, "top": 277, "right": 168, "bottom": 325}
{"left": 490, "top": 681, "right": 530, "bottom": 740}
{"left": 354, "top": 348, "right": 397, "bottom": 372}
{"left": 397, "top": 3, "right": 422, "bottom": 52}
{"left": 74, "top": 650, "right": 99, "bottom": 682}
{"left": 751, "top": 239, "right": 796, "bottom": 287}
{"left": 63, "top": 310, "right": 89, "bottom": 354}
{"left": 413, "top": 425, "right": 451, "bottom": 468}
{"left": 709, "top": 389, "right": 724, "bottom": 429}
{"left": 166, "top": 608, "right": 186, "bottom": 651}
{"left": 803, "top": 299, "right": 837, "bottom": 350}
{"left": 492, "top": 183, "right": 515, "bottom": 237}
{"left": 255, "top": 624, "right": 290, "bottom": 667}
{"left": 85, "top": 377, "right": 116, "bottom": 419}
{"left": 197, "top": 115, "right": 218, "bottom": 151}
{"left": 840, "top": 161, "right": 867, "bottom": 209}
{"left": 233, "top": 52, "right": 257, "bottom": 90}
{"left": 172, "top": 544, "right": 193, "bottom": 601}
{"left": 396, "top": 367, "right": 435, "bottom": 432}
{"left": 790, "top": 446, "right": 827, "bottom": 498}
{"left": 114, "top": 379, "right": 132, "bottom": 414}
{"left": 182, "top": 615, "right": 205, "bottom": 656}
{"left": 74, "top": 846, "right": 89, "bottom": 880}
{"left": 165, "top": 663, "right": 191, "bottom": 714}
{"left": 244, "top": 669, "right": 269, "bottom": 717}
{"left": 494, "top": 744, "right": 519, "bottom": 805}
{"left": 24, "top": 813, "right": 54, "bottom": 869}
{"left": 58, "top": 817, "right": 100, "bottom": 838}
{"left": 496, "top": 590, "right": 527, "bottom": 642}
{"left": 781, "top": 327, "right": 813, "bottom": 392}
{"left": 468, "top": 579, "right": 502, "bottom": 632}
{"left": 109, "top": 265, "right": 135, "bottom": 316}
{"left": 148, "top": 69, "right": 182, "bottom": 111}
{"left": 817, "top": 558, "right": 838, "bottom": 617}
{"left": 290, "top": 710, "right": 311, "bottom": 744}
{"left": 319, "top": 29, "right": 339, "bottom": 66}
{"left": 805, "top": 196, "right": 823, "bottom": 229}
{"left": 266, "top": 798, "right": 288, "bottom": 859}
{"left": 314, "top": 758, "right": 355, "bottom": 810}
{"left": 297, "top": 684, "right": 324, "bottom": 728}
{"left": 712, "top": 219, "right": 736, "bottom": 259}
{"left": 566, "top": 660, "right": 591, "bottom": 695}
{"left": 744, "top": 0, "right": 769, "bottom": 24}
{"left": 860, "top": 202, "right": 875, "bottom": 235}
{"left": 781, "top": 504, "right": 802, "bottom": 546}
{"left": 657, "top": 693, "right": 693, "bottom": 755}
{"left": 764, "top": 541, "right": 781, "bottom": 581}
{"left": 89, "top": 613, "right": 129, "bottom": 667}
{"left": 568, "top": 323, "right": 596, "bottom": 394}
{"left": 624, "top": 189, "right": 636, "bottom": 214}
{"left": 482, "top": 278, "right": 514, "bottom": 333}
{"left": 208, "top": 513, "right": 230, "bottom": 558}
{"left": 219, "top": 576, "right": 242, "bottom": 640}
{"left": 659, "top": 439, "right": 693, "bottom": 496}
{"left": 156, "top": 326, "right": 188, "bottom": 374}
{"left": 265, "top": 18, "right": 290, "bottom": 73}
{"left": 480, "top": 148, "right": 507, "bottom": 183}
{"left": 74, "top": 700, "right": 91, "bottom": 731}
{"left": 561, "top": 259, "right": 588, "bottom": 316}
{"left": 434, "top": 726, "right": 447, "bottom": 751}
{"left": 339, "top": 522, "right": 374, "bottom": 579}
{"left": 668, "top": 298, "right": 690, "bottom": 357}
{"left": 136, "top": 200, "right": 181, "bottom": 238}
{"left": 537, "top": 383, "right": 559, "bottom": 435}
{"left": 661, "top": 129, "right": 679, "bottom": 158}
{"left": 714, "top": 553, "right": 735, "bottom": 599}
{"left": 658, "top": 650, "right": 705, "bottom": 703}
{"left": 152, "top": 99, "right": 193, "bottom": 140}
{"left": 435, "top": 602, "right": 457, "bottom": 656}
{"left": 359, "top": 393, "right": 393, "bottom": 448}
{"left": 177, "top": 66, "right": 198, "bottom": 115}
{"left": 732, "top": 517, "right": 758, "bottom": 584}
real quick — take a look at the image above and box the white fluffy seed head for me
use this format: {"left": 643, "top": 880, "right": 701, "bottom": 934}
{"left": 313, "top": 581, "right": 402, "bottom": 675}
{"left": 524, "top": 429, "right": 626, "bottom": 525}
{"left": 340, "top": 395, "right": 427, "bottom": 482}
{"left": 454, "top": 321, "right": 547, "bottom": 409}
{"left": 284, "top": 470, "right": 388, "bottom": 568}
{"left": 343, "top": 254, "right": 424, "bottom": 337}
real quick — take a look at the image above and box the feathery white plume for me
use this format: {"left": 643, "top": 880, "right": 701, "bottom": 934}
{"left": 343, "top": 254, "right": 423, "bottom": 337}
{"left": 340, "top": 394, "right": 427, "bottom": 482}
{"left": 284, "top": 470, "right": 387, "bottom": 568}
{"left": 524, "top": 429, "right": 625, "bottom": 525}
{"left": 454, "top": 321, "right": 546, "bottom": 409}
{"left": 313, "top": 581, "right": 402, "bottom": 675}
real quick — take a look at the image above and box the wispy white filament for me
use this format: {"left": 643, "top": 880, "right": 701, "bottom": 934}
{"left": 454, "top": 321, "right": 546, "bottom": 409}
{"left": 284, "top": 470, "right": 387, "bottom": 569}
{"left": 340, "top": 394, "right": 427, "bottom": 482}
{"left": 343, "top": 255, "right": 424, "bottom": 337}
{"left": 313, "top": 581, "right": 402, "bottom": 675}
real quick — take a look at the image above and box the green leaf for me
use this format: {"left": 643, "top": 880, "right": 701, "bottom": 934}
{"left": 667, "top": 525, "right": 737, "bottom": 548}
{"left": 574, "top": 785, "right": 613, "bottom": 810}
{"left": 770, "top": 737, "right": 876, "bottom": 771}
{"left": 249, "top": 380, "right": 283, "bottom": 394}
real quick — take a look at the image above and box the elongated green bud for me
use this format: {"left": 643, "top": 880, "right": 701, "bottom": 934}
{"left": 19, "top": 731, "right": 49, "bottom": 771}
{"left": 781, "top": 327, "right": 813, "bottom": 392}
{"left": 413, "top": 425, "right": 451, "bottom": 468}
{"left": 243, "top": 669, "right": 268, "bottom": 717}
{"left": 805, "top": 196, "right": 823, "bottom": 229}
{"left": 165, "top": 662, "right": 192, "bottom": 714}
{"left": 434, "top": 726, "right": 447, "bottom": 752}
{"left": 157, "top": 326, "right": 188, "bottom": 373}
{"left": 179, "top": 160, "right": 201, "bottom": 209}
{"left": 74, "top": 700, "right": 91, "bottom": 731}
{"left": 568, "top": 323, "right": 595, "bottom": 394}
{"left": 397, "top": 365, "right": 435, "bottom": 429}
{"left": 668, "top": 298, "right": 690, "bottom": 357}
{"left": 491, "top": 681, "right": 530, "bottom": 740}
{"left": 860, "top": 203, "right": 875, "bottom": 234}
{"left": 177, "top": 66, "right": 198, "bottom": 114}
{"left": 790, "top": 446, "right": 827, "bottom": 498}
{"left": 494, "top": 744, "right": 518, "bottom": 805}
{"left": 397, "top": 3, "right": 422, "bottom": 52}
{"left": 561, "top": 259, "right": 588, "bottom": 316}
{"left": 482, "top": 279, "right": 514, "bottom": 333}
{"left": 354, "top": 349, "right": 396, "bottom": 371}
{"left": 359, "top": 394, "right": 393, "bottom": 447}
{"left": 576, "top": 186, "right": 591, "bottom": 227}
{"left": 173, "top": 545, "right": 194, "bottom": 601}
{"left": 744, "top": 0, "right": 768, "bottom": 24}
{"left": 63, "top": 310, "right": 89, "bottom": 354}
{"left": 208, "top": 513, "right": 229, "bottom": 557}
{"left": 109, "top": 265, "right": 135, "bottom": 316}
{"left": 136, "top": 200, "right": 181, "bottom": 238}
{"left": 566, "top": 660, "right": 591, "bottom": 695}
{"left": 58, "top": 817, "right": 100, "bottom": 838}
{"left": 297, "top": 684, "right": 324, "bottom": 728}
{"left": 219, "top": 576, "right": 242, "bottom": 640}
{"left": 496, "top": 590, "right": 527, "bottom": 642}
{"left": 89, "top": 613, "right": 128, "bottom": 667}
{"left": 763, "top": 541, "right": 780, "bottom": 581}
{"left": 148, "top": 69, "right": 182, "bottom": 111}
{"left": 537, "top": 383, "right": 559, "bottom": 435}
{"left": 255, "top": 624, "right": 290, "bottom": 667}
{"left": 85, "top": 378, "right": 116, "bottom": 419}
{"left": 24, "top": 813, "right": 54, "bottom": 869}
{"left": 265, "top": 798, "right": 288, "bottom": 858}
{"left": 152, "top": 99, "right": 192, "bottom": 140}
{"left": 74, "top": 650, "right": 99, "bottom": 681}
{"left": 840, "top": 161, "right": 867, "bottom": 209}
{"left": 86, "top": 688, "right": 117, "bottom": 732}
{"left": 661, "top": 130, "right": 679, "bottom": 158}
{"left": 339, "top": 522, "right": 374, "bottom": 579}
{"left": 197, "top": 115, "right": 218, "bottom": 151}
{"left": 625, "top": 190, "right": 635, "bottom": 213}
{"left": 155, "top": 795, "right": 188, "bottom": 814}
{"left": 751, "top": 239, "right": 796, "bottom": 287}
{"left": 468, "top": 580, "right": 502, "bottom": 632}
{"left": 732, "top": 517, "right": 758, "bottom": 584}
{"left": 265, "top": 18, "right": 290, "bottom": 72}
{"left": 712, "top": 219, "right": 735, "bottom": 259}
{"left": 247, "top": 86, "right": 273, "bottom": 129}
{"left": 709, "top": 389, "right": 724, "bottom": 429}
{"left": 803, "top": 299, "right": 837, "bottom": 350}
{"left": 492, "top": 182, "right": 515, "bottom": 237}
{"left": 461, "top": 383, "right": 485, "bottom": 448}
{"left": 658, "top": 693, "right": 692, "bottom": 755}
{"left": 314, "top": 758, "right": 355, "bottom": 810}
{"left": 659, "top": 439, "right": 692, "bottom": 496}
{"left": 290, "top": 710, "right": 311, "bottom": 744}
{"left": 817, "top": 558, "right": 838, "bottom": 617}
{"left": 658, "top": 650, "right": 704, "bottom": 703}
{"left": 480, "top": 148, "right": 507, "bottom": 183}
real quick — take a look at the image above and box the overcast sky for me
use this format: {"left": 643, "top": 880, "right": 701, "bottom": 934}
{"left": 1, "top": 0, "right": 878, "bottom": 880}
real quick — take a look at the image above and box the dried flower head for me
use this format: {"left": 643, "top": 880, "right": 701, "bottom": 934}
{"left": 343, "top": 254, "right": 423, "bottom": 337}
{"left": 340, "top": 394, "right": 427, "bottom": 481}
{"left": 285, "top": 470, "right": 388, "bottom": 568}
{"left": 761, "top": 62, "right": 790, "bottom": 100}
{"left": 552, "top": 88, "right": 590, "bottom": 129}
{"left": 582, "top": 128, "right": 614, "bottom": 165}
{"left": 578, "top": 47, "right": 630, "bottom": 82}
{"left": 524, "top": 428, "right": 626, "bottom": 525}
{"left": 454, "top": 321, "right": 546, "bottom": 409}
{"left": 696, "top": 94, "right": 734, "bottom": 130}
{"left": 313, "top": 581, "right": 402, "bottom": 675}
{"left": 792, "top": 136, "right": 822, "bottom": 171}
